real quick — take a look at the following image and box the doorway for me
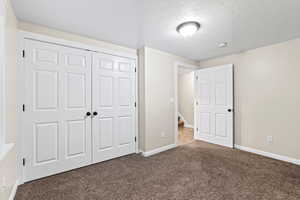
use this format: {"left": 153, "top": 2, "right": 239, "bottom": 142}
{"left": 175, "top": 63, "right": 198, "bottom": 146}
{"left": 174, "top": 63, "right": 234, "bottom": 148}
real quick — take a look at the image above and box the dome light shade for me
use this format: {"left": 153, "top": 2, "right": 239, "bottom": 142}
{"left": 218, "top": 42, "right": 228, "bottom": 48}
{"left": 176, "top": 21, "right": 201, "bottom": 37}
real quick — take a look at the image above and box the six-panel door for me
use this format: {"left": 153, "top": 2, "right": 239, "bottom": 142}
{"left": 194, "top": 65, "right": 233, "bottom": 148}
{"left": 23, "top": 39, "right": 136, "bottom": 182}
{"left": 23, "top": 40, "right": 92, "bottom": 181}
{"left": 92, "top": 53, "right": 136, "bottom": 163}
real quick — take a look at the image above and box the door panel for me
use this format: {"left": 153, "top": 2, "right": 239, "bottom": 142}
{"left": 24, "top": 39, "right": 92, "bottom": 182}
{"left": 66, "top": 119, "right": 86, "bottom": 157}
{"left": 119, "top": 77, "right": 132, "bottom": 106}
{"left": 215, "top": 113, "right": 227, "bottom": 137}
{"left": 198, "top": 70, "right": 211, "bottom": 106}
{"left": 199, "top": 113, "right": 211, "bottom": 135}
{"left": 92, "top": 52, "right": 136, "bottom": 163}
{"left": 34, "top": 70, "right": 58, "bottom": 110}
{"left": 99, "top": 76, "right": 113, "bottom": 107}
{"left": 118, "top": 116, "right": 133, "bottom": 145}
{"left": 34, "top": 48, "right": 59, "bottom": 65}
{"left": 65, "top": 54, "right": 87, "bottom": 68}
{"left": 35, "top": 122, "right": 58, "bottom": 164}
{"left": 98, "top": 117, "right": 114, "bottom": 150}
{"left": 194, "top": 65, "right": 233, "bottom": 148}
{"left": 66, "top": 73, "right": 86, "bottom": 108}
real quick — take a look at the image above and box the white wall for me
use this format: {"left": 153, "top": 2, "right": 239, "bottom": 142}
{"left": 178, "top": 72, "right": 194, "bottom": 127}
{"left": 139, "top": 47, "right": 196, "bottom": 152}
{"left": 0, "top": 0, "right": 18, "bottom": 199}
{"left": 199, "top": 38, "right": 300, "bottom": 160}
{"left": 18, "top": 21, "right": 136, "bottom": 55}
{"left": 138, "top": 48, "right": 146, "bottom": 151}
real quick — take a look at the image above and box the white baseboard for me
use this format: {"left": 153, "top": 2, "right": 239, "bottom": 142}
{"left": 142, "top": 144, "right": 177, "bottom": 157}
{"left": 8, "top": 179, "right": 20, "bottom": 200}
{"left": 178, "top": 113, "right": 193, "bottom": 129}
{"left": 234, "top": 145, "right": 300, "bottom": 165}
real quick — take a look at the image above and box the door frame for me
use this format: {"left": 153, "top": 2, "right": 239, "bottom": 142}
{"left": 16, "top": 31, "right": 139, "bottom": 184}
{"left": 0, "top": 0, "right": 5, "bottom": 149}
{"left": 174, "top": 62, "right": 199, "bottom": 146}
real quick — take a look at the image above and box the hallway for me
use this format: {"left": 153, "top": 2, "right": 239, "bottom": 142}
{"left": 178, "top": 127, "right": 194, "bottom": 145}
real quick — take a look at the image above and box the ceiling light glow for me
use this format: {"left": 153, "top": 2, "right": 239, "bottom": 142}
{"left": 176, "top": 21, "right": 201, "bottom": 37}
{"left": 218, "top": 42, "right": 228, "bottom": 48}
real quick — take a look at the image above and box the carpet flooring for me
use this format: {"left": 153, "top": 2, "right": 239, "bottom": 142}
{"left": 15, "top": 141, "right": 300, "bottom": 200}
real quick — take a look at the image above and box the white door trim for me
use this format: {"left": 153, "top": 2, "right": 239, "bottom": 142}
{"left": 0, "top": 0, "right": 6, "bottom": 151}
{"left": 19, "top": 31, "right": 137, "bottom": 59}
{"left": 16, "top": 31, "right": 139, "bottom": 184}
{"left": 174, "top": 62, "right": 198, "bottom": 146}
{"left": 142, "top": 143, "right": 176, "bottom": 157}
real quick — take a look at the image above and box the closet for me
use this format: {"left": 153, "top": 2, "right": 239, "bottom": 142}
{"left": 22, "top": 39, "right": 136, "bottom": 182}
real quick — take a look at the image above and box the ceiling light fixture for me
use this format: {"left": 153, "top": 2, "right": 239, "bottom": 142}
{"left": 218, "top": 42, "right": 228, "bottom": 48}
{"left": 176, "top": 21, "right": 201, "bottom": 37}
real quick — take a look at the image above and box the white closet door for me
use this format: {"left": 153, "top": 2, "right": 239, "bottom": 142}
{"left": 194, "top": 64, "right": 233, "bottom": 148}
{"left": 23, "top": 39, "right": 92, "bottom": 182}
{"left": 92, "top": 52, "right": 136, "bottom": 163}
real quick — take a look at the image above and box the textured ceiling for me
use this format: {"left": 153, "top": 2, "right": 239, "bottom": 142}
{"left": 11, "top": 0, "right": 300, "bottom": 61}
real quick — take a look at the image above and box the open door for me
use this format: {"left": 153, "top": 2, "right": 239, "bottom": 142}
{"left": 194, "top": 64, "right": 233, "bottom": 148}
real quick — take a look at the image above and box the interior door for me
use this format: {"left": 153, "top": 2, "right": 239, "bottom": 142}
{"left": 92, "top": 52, "right": 136, "bottom": 163}
{"left": 23, "top": 39, "right": 92, "bottom": 182}
{"left": 194, "top": 64, "right": 233, "bottom": 148}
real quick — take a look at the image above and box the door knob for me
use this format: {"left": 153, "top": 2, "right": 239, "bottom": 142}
{"left": 227, "top": 109, "right": 232, "bottom": 112}
{"left": 86, "top": 112, "right": 91, "bottom": 116}
{"left": 93, "top": 112, "right": 98, "bottom": 116}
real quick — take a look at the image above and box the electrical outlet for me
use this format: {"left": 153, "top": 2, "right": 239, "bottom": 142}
{"left": 267, "top": 136, "right": 273, "bottom": 144}
{"left": 161, "top": 132, "right": 166, "bottom": 138}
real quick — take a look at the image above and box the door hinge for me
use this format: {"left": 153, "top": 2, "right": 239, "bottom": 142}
{"left": 134, "top": 68, "right": 137, "bottom": 72}
{"left": 22, "top": 50, "right": 25, "bottom": 58}
{"left": 134, "top": 102, "right": 137, "bottom": 107}
{"left": 22, "top": 104, "right": 25, "bottom": 112}
{"left": 195, "top": 76, "right": 198, "bottom": 80}
{"left": 22, "top": 158, "right": 26, "bottom": 166}
{"left": 197, "top": 128, "right": 199, "bottom": 132}
{"left": 196, "top": 101, "right": 199, "bottom": 106}
{"left": 134, "top": 137, "right": 137, "bottom": 142}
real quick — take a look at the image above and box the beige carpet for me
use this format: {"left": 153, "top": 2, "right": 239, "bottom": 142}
{"left": 15, "top": 141, "right": 300, "bottom": 200}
